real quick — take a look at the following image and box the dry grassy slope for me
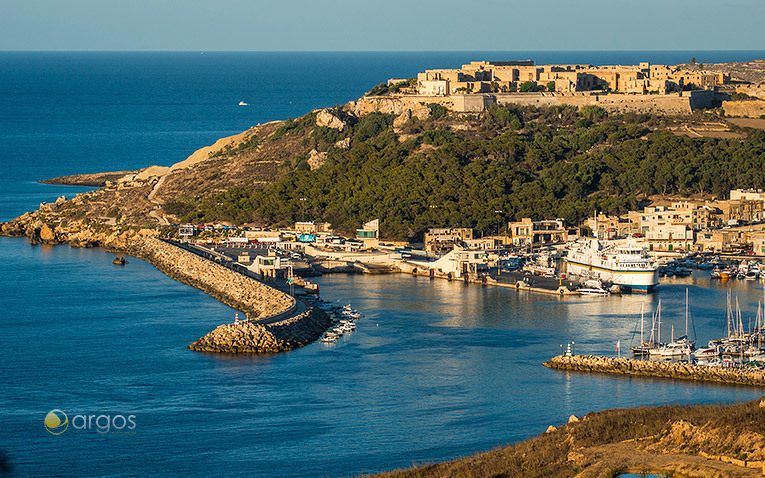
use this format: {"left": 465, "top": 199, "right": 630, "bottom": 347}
{"left": 153, "top": 120, "right": 311, "bottom": 204}
{"left": 369, "top": 398, "right": 765, "bottom": 478}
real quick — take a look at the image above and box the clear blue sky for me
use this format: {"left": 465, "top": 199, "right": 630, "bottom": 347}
{"left": 2, "top": 0, "right": 764, "bottom": 51}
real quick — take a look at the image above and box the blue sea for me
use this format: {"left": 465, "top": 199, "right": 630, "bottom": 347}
{"left": 2, "top": 51, "right": 765, "bottom": 478}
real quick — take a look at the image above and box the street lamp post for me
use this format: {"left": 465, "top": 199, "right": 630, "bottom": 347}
{"left": 299, "top": 197, "right": 307, "bottom": 222}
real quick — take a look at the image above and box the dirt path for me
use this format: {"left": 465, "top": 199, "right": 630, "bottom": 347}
{"left": 573, "top": 441, "right": 762, "bottom": 478}
{"left": 147, "top": 175, "right": 170, "bottom": 226}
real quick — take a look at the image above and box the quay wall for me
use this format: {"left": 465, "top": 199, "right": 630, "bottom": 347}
{"left": 398, "top": 261, "right": 578, "bottom": 295}
{"left": 544, "top": 354, "right": 765, "bottom": 387}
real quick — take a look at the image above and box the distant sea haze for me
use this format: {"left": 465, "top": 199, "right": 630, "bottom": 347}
{"left": 1, "top": 51, "right": 764, "bottom": 478}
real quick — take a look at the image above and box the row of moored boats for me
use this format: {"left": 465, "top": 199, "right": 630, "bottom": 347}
{"left": 629, "top": 290, "right": 765, "bottom": 368}
{"left": 318, "top": 302, "right": 362, "bottom": 344}
{"left": 711, "top": 260, "right": 765, "bottom": 281}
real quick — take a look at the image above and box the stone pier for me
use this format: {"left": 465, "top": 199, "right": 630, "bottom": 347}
{"left": 544, "top": 354, "right": 765, "bottom": 387}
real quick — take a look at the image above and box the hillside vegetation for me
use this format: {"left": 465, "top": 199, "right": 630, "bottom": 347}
{"left": 171, "top": 104, "right": 765, "bottom": 239}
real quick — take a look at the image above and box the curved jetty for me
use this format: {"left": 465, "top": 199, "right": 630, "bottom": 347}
{"left": 125, "top": 238, "right": 334, "bottom": 353}
{"left": 544, "top": 354, "right": 765, "bottom": 387}
{"left": 127, "top": 237, "right": 296, "bottom": 322}
{"left": 187, "top": 307, "right": 332, "bottom": 354}
{"left": 1, "top": 212, "right": 333, "bottom": 354}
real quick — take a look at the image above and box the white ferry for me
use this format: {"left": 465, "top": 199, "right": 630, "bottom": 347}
{"left": 565, "top": 237, "right": 659, "bottom": 292}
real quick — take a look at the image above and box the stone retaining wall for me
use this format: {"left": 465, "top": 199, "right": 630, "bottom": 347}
{"left": 544, "top": 354, "right": 765, "bottom": 387}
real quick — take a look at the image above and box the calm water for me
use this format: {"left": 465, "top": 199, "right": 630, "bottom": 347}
{"left": 2, "top": 52, "right": 765, "bottom": 477}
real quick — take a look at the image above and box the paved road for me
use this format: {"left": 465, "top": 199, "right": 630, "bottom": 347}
{"left": 172, "top": 241, "right": 309, "bottom": 325}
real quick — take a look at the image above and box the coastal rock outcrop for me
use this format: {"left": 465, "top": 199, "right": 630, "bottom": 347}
{"left": 307, "top": 149, "right": 328, "bottom": 171}
{"left": 316, "top": 109, "right": 347, "bottom": 131}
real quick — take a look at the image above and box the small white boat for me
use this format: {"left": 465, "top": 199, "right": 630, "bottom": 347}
{"left": 693, "top": 347, "right": 719, "bottom": 360}
{"left": 320, "top": 336, "right": 336, "bottom": 343}
{"left": 238, "top": 100, "right": 249, "bottom": 106}
{"left": 649, "top": 340, "right": 694, "bottom": 358}
{"left": 578, "top": 279, "right": 609, "bottom": 296}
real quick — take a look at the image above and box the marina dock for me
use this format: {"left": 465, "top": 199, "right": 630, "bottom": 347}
{"left": 544, "top": 354, "right": 765, "bottom": 387}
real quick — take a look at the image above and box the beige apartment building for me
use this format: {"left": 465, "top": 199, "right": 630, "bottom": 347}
{"left": 294, "top": 221, "right": 333, "bottom": 235}
{"left": 423, "top": 227, "right": 474, "bottom": 253}
{"left": 587, "top": 213, "right": 637, "bottom": 239}
{"left": 508, "top": 218, "right": 573, "bottom": 245}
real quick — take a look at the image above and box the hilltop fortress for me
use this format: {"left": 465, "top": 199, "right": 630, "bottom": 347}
{"left": 417, "top": 60, "right": 728, "bottom": 96}
{"left": 354, "top": 59, "right": 765, "bottom": 116}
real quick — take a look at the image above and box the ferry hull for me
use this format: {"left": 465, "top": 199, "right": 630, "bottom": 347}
{"left": 566, "top": 260, "right": 659, "bottom": 292}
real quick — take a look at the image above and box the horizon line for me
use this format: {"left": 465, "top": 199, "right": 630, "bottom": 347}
{"left": 1, "top": 49, "right": 765, "bottom": 54}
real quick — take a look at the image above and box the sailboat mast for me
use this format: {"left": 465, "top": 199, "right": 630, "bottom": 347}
{"left": 727, "top": 291, "right": 732, "bottom": 338}
{"left": 657, "top": 299, "right": 662, "bottom": 344}
{"left": 737, "top": 296, "right": 743, "bottom": 337}
{"left": 685, "top": 288, "right": 689, "bottom": 337}
{"left": 640, "top": 303, "right": 644, "bottom": 344}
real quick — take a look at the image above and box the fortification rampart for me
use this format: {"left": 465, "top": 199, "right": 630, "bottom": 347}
{"left": 351, "top": 90, "right": 721, "bottom": 116}
{"left": 349, "top": 95, "right": 453, "bottom": 116}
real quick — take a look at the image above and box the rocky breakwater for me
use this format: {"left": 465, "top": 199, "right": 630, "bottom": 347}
{"left": 544, "top": 355, "right": 765, "bottom": 387}
{"left": 126, "top": 238, "right": 296, "bottom": 322}
{"left": 2, "top": 211, "right": 332, "bottom": 353}
{"left": 187, "top": 307, "right": 333, "bottom": 354}
{"left": 125, "top": 239, "right": 334, "bottom": 353}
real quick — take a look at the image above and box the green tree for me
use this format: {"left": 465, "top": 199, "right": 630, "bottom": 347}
{"left": 426, "top": 103, "right": 448, "bottom": 119}
{"left": 547, "top": 81, "right": 556, "bottom": 92}
{"left": 519, "top": 81, "right": 537, "bottom": 92}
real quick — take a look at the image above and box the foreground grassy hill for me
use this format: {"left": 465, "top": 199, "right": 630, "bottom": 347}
{"left": 368, "top": 397, "right": 765, "bottom": 478}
